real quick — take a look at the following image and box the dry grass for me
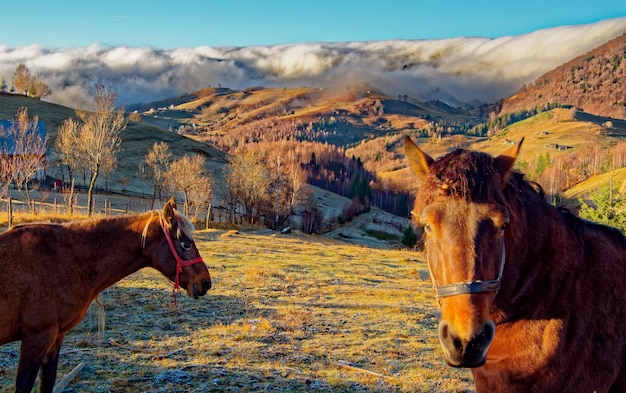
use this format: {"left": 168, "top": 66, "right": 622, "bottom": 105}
{"left": 0, "top": 229, "right": 474, "bottom": 393}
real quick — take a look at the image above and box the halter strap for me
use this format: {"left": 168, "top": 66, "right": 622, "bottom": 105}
{"left": 158, "top": 214, "right": 205, "bottom": 306}
{"left": 428, "top": 239, "right": 506, "bottom": 299}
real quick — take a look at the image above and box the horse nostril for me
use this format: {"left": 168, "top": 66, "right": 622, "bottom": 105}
{"left": 440, "top": 323, "right": 450, "bottom": 340}
{"left": 202, "top": 279, "right": 212, "bottom": 291}
{"left": 482, "top": 321, "right": 495, "bottom": 343}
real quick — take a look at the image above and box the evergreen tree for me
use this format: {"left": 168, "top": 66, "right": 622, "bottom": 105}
{"left": 534, "top": 152, "right": 550, "bottom": 178}
{"left": 401, "top": 225, "right": 418, "bottom": 247}
{"left": 348, "top": 174, "right": 372, "bottom": 205}
{"left": 578, "top": 180, "right": 626, "bottom": 233}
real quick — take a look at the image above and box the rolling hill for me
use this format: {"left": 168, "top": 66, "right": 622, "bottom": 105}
{"left": 499, "top": 32, "right": 626, "bottom": 120}
{"left": 129, "top": 86, "right": 480, "bottom": 149}
{"left": 377, "top": 108, "right": 625, "bottom": 192}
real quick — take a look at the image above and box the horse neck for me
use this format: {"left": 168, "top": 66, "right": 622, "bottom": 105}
{"left": 494, "top": 183, "right": 575, "bottom": 317}
{"left": 76, "top": 211, "right": 161, "bottom": 295}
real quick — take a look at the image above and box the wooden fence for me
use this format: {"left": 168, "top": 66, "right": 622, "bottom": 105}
{"left": 1, "top": 196, "right": 244, "bottom": 229}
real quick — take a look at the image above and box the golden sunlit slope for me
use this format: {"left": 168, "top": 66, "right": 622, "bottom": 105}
{"left": 383, "top": 108, "right": 626, "bottom": 193}
{"left": 469, "top": 108, "right": 624, "bottom": 163}
{"left": 563, "top": 167, "right": 626, "bottom": 200}
{"left": 133, "top": 86, "right": 479, "bottom": 147}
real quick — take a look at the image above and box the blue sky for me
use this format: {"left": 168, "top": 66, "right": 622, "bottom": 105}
{"left": 4, "top": 0, "right": 626, "bottom": 49}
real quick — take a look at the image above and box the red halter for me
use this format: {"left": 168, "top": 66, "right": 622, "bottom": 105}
{"left": 159, "top": 214, "right": 205, "bottom": 305}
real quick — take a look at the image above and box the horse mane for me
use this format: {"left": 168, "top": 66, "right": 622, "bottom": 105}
{"left": 507, "top": 169, "right": 625, "bottom": 245}
{"left": 141, "top": 207, "right": 196, "bottom": 250}
{"left": 508, "top": 171, "right": 545, "bottom": 197}
{"left": 173, "top": 209, "right": 196, "bottom": 239}
{"left": 418, "top": 149, "right": 505, "bottom": 207}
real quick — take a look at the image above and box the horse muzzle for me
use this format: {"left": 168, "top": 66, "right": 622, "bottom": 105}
{"left": 438, "top": 319, "right": 495, "bottom": 368}
{"left": 189, "top": 278, "right": 212, "bottom": 299}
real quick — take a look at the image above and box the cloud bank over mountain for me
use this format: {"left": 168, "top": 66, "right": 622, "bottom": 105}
{"left": 2, "top": 17, "right": 626, "bottom": 108}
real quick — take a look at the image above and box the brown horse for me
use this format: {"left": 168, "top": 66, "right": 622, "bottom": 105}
{"left": 0, "top": 198, "right": 211, "bottom": 393}
{"left": 404, "top": 136, "right": 626, "bottom": 392}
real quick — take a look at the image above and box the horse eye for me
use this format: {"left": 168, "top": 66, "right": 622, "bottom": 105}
{"left": 180, "top": 241, "right": 192, "bottom": 251}
{"left": 423, "top": 223, "right": 432, "bottom": 234}
{"left": 499, "top": 222, "right": 509, "bottom": 233}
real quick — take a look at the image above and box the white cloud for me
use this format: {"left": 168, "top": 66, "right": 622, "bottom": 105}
{"left": 1, "top": 17, "right": 625, "bottom": 108}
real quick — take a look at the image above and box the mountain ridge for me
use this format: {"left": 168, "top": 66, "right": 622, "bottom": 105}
{"left": 499, "top": 32, "right": 626, "bottom": 120}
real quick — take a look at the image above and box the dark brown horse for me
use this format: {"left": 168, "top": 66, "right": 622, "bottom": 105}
{"left": 0, "top": 198, "right": 211, "bottom": 393}
{"left": 404, "top": 136, "right": 626, "bottom": 392}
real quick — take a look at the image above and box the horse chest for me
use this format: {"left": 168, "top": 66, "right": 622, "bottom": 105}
{"left": 473, "top": 318, "right": 564, "bottom": 391}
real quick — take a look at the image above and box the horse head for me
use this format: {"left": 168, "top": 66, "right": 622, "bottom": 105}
{"left": 154, "top": 198, "right": 212, "bottom": 299}
{"left": 405, "top": 136, "right": 523, "bottom": 368}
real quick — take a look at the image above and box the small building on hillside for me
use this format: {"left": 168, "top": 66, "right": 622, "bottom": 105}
{"left": 0, "top": 119, "right": 48, "bottom": 181}
{"left": 544, "top": 143, "right": 573, "bottom": 151}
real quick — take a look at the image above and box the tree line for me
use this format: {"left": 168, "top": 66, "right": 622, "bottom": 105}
{"left": 202, "top": 116, "right": 413, "bottom": 218}
{"left": 143, "top": 138, "right": 321, "bottom": 233}
{"left": 1, "top": 64, "right": 52, "bottom": 100}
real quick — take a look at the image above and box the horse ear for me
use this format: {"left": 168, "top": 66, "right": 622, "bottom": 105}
{"left": 163, "top": 197, "right": 177, "bottom": 222}
{"left": 494, "top": 137, "right": 524, "bottom": 188}
{"left": 404, "top": 136, "right": 434, "bottom": 182}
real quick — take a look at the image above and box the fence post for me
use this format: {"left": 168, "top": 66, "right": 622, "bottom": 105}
{"left": 69, "top": 178, "right": 75, "bottom": 215}
{"left": 8, "top": 198, "right": 12, "bottom": 228}
{"left": 205, "top": 203, "right": 211, "bottom": 230}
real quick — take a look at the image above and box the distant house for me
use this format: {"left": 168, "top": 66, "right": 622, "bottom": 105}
{"left": 544, "top": 143, "right": 572, "bottom": 151}
{"left": 0, "top": 120, "right": 48, "bottom": 181}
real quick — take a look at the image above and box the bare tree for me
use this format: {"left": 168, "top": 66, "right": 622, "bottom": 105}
{"left": 55, "top": 117, "right": 81, "bottom": 184}
{"left": 0, "top": 107, "right": 47, "bottom": 211}
{"left": 268, "top": 151, "right": 286, "bottom": 228}
{"left": 300, "top": 190, "right": 323, "bottom": 234}
{"left": 224, "top": 149, "right": 271, "bottom": 224}
{"left": 57, "top": 83, "right": 127, "bottom": 215}
{"left": 144, "top": 141, "right": 171, "bottom": 202}
{"left": 11, "top": 64, "right": 31, "bottom": 95}
{"left": 164, "top": 154, "right": 212, "bottom": 217}
{"left": 30, "top": 74, "right": 52, "bottom": 99}
{"left": 286, "top": 160, "right": 308, "bottom": 212}
{"left": 263, "top": 149, "right": 309, "bottom": 229}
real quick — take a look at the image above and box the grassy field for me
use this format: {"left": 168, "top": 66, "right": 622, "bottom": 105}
{"left": 0, "top": 228, "right": 474, "bottom": 393}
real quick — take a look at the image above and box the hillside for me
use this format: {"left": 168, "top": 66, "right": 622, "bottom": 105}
{"left": 130, "top": 86, "right": 480, "bottom": 149}
{"left": 376, "top": 107, "right": 626, "bottom": 209}
{"left": 499, "top": 32, "right": 626, "bottom": 120}
{"left": 0, "top": 93, "right": 228, "bottom": 194}
{"left": 563, "top": 167, "right": 626, "bottom": 200}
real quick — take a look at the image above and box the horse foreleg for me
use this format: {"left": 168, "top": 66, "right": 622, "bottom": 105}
{"left": 15, "top": 330, "right": 58, "bottom": 393}
{"left": 14, "top": 354, "right": 40, "bottom": 393}
{"left": 39, "top": 333, "right": 66, "bottom": 393}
